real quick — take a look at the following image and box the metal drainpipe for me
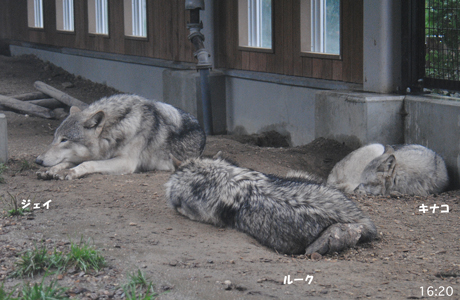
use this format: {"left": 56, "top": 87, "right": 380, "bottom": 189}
{"left": 185, "top": 1, "right": 213, "bottom": 135}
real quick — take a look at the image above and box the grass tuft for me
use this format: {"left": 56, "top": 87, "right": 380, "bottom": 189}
{"left": 123, "top": 270, "right": 162, "bottom": 300}
{"left": 11, "top": 238, "right": 105, "bottom": 278}
{"left": 20, "top": 278, "right": 69, "bottom": 300}
{"left": 1, "top": 192, "right": 33, "bottom": 217}
{"left": 67, "top": 237, "right": 106, "bottom": 272}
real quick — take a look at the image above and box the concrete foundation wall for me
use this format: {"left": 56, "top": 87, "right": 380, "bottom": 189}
{"left": 405, "top": 95, "right": 460, "bottom": 187}
{"left": 163, "top": 69, "right": 227, "bottom": 134}
{"left": 226, "top": 77, "right": 318, "bottom": 147}
{"left": 10, "top": 45, "right": 166, "bottom": 101}
{"left": 315, "top": 91, "right": 405, "bottom": 149}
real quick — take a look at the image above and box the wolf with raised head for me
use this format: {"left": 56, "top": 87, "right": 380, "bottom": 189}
{"left": 36, "top": 94, "right": 206, "bottom": 180}
{"left": 165, "top": 156, "right": 377, "bottom": 255}
{"left": 328, "top": 144, "right": 449, "bottom": 196}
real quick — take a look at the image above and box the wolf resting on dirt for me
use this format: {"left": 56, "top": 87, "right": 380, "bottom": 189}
{"left": 327, "top": 144, "right": 449, "bottom": 196}
{"left": 36, "top": 94, "right": 206, "bottom": 180}
{"left": 165, "top": 156, "right": 377, "bottom": 255}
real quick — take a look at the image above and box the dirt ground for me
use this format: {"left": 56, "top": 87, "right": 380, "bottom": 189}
{"left": 0, "top": 54, "right": 459, "bottom": 300}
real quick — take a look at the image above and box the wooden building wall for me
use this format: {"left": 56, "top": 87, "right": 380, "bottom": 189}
{"left": 0, "top": 0, "right": 195, "bottom": 63}
{"left": 215, "top": 0, "right": 363, "bottom": 84}
{"left": 0, "top": 0, "right": 363, "bottom": 84}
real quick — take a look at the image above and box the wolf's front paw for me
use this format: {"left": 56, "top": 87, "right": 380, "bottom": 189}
{"left": 305, "top": 223, "right": 363, "bottom": 255}
{"left": 53, "top": 169, "right": 77, "bottom": 180}
{"left": 37, "top": 170, "right": 55, "bottom": 180}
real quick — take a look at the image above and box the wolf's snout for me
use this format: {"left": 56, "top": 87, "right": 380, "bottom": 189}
{"left": 35, "top": 157, "right": 44, "bottom": 165}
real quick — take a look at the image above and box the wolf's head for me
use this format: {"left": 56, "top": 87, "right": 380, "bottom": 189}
{"left": 35, "top": 106, "right": 106, "bottom": 167}
{"left": 354, "top": 146, "right": 396, "bottom": 195}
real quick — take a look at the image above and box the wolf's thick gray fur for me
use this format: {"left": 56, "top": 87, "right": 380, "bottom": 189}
{"left": 165, "top": 157, "right": 377, "bottom": 255}
{"left": 36, "top": 94, "right": 205, "bottom": 180}
{"left": 328, "top": 143, "right": 449, "bottom": 196}
{"left": 355, "top": 144, "right": 449, "bottom": 196}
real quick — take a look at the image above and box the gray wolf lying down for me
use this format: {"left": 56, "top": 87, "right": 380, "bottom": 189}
{"left": 165, "top": 157, "right": 377, "bottom": 255}
{"left": 36, "top": 94, "right": 206, "bottom": 180}
{"left": 327, "top": 144, "right": 449, "bottom": 196}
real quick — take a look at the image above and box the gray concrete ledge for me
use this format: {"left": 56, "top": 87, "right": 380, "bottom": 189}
{"left": 222, "top": 69, "right": 363, "bottom": 91}
{"left": 405, "top": 95, "right": 460, "bottom": 187}
{"left": 9, "top": 40, "right": 197, "bottom": 70}
{"left": 315, "top": 91, "right": 405, "bottom": 149}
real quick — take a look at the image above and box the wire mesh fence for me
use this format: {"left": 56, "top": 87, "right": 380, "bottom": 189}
{"left": 424, "top": 0, "right": 460, "bottom": 91}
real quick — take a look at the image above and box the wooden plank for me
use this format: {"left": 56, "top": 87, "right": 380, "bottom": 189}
{"left": 351, "top": 0, "right": 363, "bottom": 83}
{"left": 332, "top": 60, "right": 343, "bottom": 81}
{"left": 29, "top": 98, "right": 66, "bottom": 109}
{"left": 0, "top": 94, "right": 55, "bottom": 119}
{"left": 341, "top": 0, "right": 352, "bottom": 82}
{"left": 10, "top": 92, "right": 48, "bottom": 101}
{"left": 34, "top": 81, "right": 88, "bottom": 109}
{"left": 282, "top": 0, "right": 294, "bottom": 75}
{"left": 312, "top": 58, "right": 323, "bottom": 78}
{"left": 322, "top": 59, "right": 333, "bottom": 80}
{"left": 274, "top": 0, "right": 285, "bottom": 73}
{"left": 291, "top": 0, "right": 303, "bottom": 76}
{"left": 302, "top": 57, "right": 313, "bottom": 77}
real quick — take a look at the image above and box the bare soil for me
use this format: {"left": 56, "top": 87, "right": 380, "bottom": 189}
{"left": 0, "top": 55, "right": 459, "bottom": 299}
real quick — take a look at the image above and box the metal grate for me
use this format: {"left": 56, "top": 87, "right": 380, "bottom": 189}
{"left": 424, "top": 0, "right": 460, "bottom": 91}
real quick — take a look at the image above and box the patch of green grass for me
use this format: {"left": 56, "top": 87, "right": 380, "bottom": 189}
{"left": 66, "top": 238, "right": 106, "bottom": 272}
{"left": 0, "top": 282, "right": 19, "bottom": 300}
{"left": 0, "top": 277, "right": 69, "bottom": 300}
{"left": 19, "top": 159, "right": 37, "bottom": 172}
{"left": 20, "top": 278, "right": 69, "bottom": 300}
{"left": 123, "top": 270, "right": 161, "bottom": 300}
{"left": 1, "top": 192, "right": 32, "bottom": 217}
{"left": 11, "top": 238, "right": 105, "bottom": 278}
{"left": 11, "top": 244, "right": 65, "bottom": 278}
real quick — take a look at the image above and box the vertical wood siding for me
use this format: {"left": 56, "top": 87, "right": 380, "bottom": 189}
{"left": 215, "top": 0, "right": 363, "bottom": 83}
{"left": 1, "top": 0, "right": 363, "bottom": 83}
{"left": 1, "top": 0, "right": 195, "bottom": 63}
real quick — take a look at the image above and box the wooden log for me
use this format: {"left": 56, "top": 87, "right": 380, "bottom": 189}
{"left": 10, "top": 91, "right": 49, "bottom": 101}
{"left": 34, "top": 81, "right": 88, "bottom": 109}
{"left": 29, "top": 98, "right": 66, "bottom": 109}
{"left": 0, "top": 94, "right": 55, "bottom": 119}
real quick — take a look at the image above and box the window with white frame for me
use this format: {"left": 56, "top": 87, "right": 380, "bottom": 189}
{"left": 124, "top": 0, "right": 147, "bottom": 37}
{"left": 56, "top": 0, "right": 74, "bottom": 32}
{"left": 88, "top": 0, "right": 109, "bottom": 35}
{"left": 301, "top": 0, "right": 340, "bottom": 56}
{"left": 238, "top": 0, "right": 272, "bottom": 49}
{"left": 27, "top": 0, "right": 44, "bottom": 28}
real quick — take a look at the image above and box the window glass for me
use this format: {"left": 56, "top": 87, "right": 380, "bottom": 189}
{"left": 301, "top": 0, "right": 340, "bottom": 55}
{"left": 239, "top": 0, "right": 272, "bottom": 50}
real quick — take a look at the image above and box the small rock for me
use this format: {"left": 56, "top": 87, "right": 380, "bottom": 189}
{"left": 223, "top": 280, "right": 233, "bottom": 290}
{"left": 129, "top": 222, "right": 137, "bottom": 226}
{"left": 311, "top": 252, "right": 322, "bottom": 261}
{"left": 61, "top": 82, "right": 74, "bottom": 88}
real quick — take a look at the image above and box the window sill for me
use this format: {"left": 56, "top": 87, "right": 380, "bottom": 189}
{"left": 300, "top": 51, "right": 341, "bottom": 60}
{"left": 238, "top": 46, "right": 274, "bottom": 54}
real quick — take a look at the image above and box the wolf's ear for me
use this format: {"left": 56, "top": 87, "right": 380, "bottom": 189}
{"left": 384, "top": 145, "right": 395, "bottom": 154}
{"left": 377, "top": 154, "right": 396, "bottom": 178}
{"left": 69, "top": 106, "right": 81, "bottom": 115}
{"left": 84, "top": 111, "right": 106, "bottom": 134}
{"left": 170, "top": 154, "right": 182, "bottom": 171}
{"left": 213, "top": 151, "right": 223, "bottom": 159}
